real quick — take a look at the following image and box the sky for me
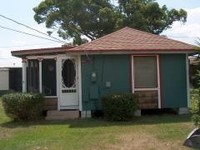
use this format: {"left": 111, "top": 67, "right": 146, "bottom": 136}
{"left": 0, "top": 0, "right": 200, "bottom": 67}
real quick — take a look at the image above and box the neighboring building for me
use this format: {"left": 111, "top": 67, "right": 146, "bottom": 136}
{"left": 0, "top": 67, "right": 22, "bottom": 95}
{"left": 11, "top": 27, "right": 196, "bottom": 119}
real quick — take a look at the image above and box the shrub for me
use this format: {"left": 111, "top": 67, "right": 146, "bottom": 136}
{"left": 190, "top": 89, "right": 200, "bottom": 127}
{"left": 2, "top": 92, "right": 44, "bottom": 121}
{"left": 102, "top": 93, "right": 138, "bottom": 121}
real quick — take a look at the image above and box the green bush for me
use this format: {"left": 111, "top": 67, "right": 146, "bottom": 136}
{"left": 2, "top": 92, "right": 44, "bottom": 121}
{"left": 190, "top": 89, "right": 200, "bottom": 127}
{"left": 102, "top": 93, "right": 138, "bottom": 121}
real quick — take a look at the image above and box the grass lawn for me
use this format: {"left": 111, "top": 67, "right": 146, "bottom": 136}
{"left": 0, "top": 100, "right": 194, "bottom": 150}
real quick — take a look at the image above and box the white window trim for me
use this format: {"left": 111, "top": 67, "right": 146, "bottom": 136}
{"left": 131, "top": 55, "right": 161, "bottom": 109}
{"left": 134, "top": 88, "right": 159, "bottom": 91}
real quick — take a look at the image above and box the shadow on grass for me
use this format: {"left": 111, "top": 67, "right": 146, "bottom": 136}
{"left": 0, "top": 114, "right": 192, "bottom": 129}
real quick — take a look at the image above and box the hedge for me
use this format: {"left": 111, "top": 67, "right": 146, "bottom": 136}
{"left": 1, "top": 92, "right": 44, "bottom": 121}
{"left": 102, "top": 93, "right": 138, "bottom": 121}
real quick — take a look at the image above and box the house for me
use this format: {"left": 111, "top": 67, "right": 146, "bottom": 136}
{"left": 0, "top": 67, "right": 22, "bottom": 96}
{"left": 11, "top": 27, "right": 196, "bottom": 119}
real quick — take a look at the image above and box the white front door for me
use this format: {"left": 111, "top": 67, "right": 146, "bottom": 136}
{"left": 59, "top": 57, "right": 79, "bottom": 109}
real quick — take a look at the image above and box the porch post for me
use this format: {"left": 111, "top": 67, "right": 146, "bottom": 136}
{"left": 56, "top": 57, "right": 60, "bottom": 111}
{"left": 78, "top": 55, "right": 82, "bottom": 111}
{"left": 38, "top": 58, "right": 43, "bottom": 93}
{"left": 22, "top": 58, "right": 27, "bottom": 92}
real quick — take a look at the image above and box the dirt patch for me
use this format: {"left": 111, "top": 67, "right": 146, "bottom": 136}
{"left": 104, "top": 133, "right": 189, "bottom": 150}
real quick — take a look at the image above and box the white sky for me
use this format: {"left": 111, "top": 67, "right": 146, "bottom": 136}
{"left": 0, "top": 0, "right": 200, "bottom": 67}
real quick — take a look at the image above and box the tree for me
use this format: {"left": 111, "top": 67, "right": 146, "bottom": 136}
{"left": 33, "top": 0, "right": 187, "bottom": 45}
{"left": 118, "top": 0, "right": 187, "bottom": 34}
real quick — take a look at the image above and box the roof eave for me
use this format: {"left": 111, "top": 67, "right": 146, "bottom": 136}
{"left": 65, "top": 48, "right": 197, "bottom": 54}
{"left": 11, "top": 46, "right": 75, "bottom": 58}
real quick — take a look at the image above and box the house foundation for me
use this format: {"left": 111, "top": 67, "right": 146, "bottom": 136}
{"left": 81, "top": 110, "right": 92, "bottom": 118}
{"left": 178, "top": 107, "right": 189, "bottom": 115}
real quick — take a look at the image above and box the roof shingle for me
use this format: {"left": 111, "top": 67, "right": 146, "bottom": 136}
{"left": 70, "top": 27, "right": 195, "bottom": 52}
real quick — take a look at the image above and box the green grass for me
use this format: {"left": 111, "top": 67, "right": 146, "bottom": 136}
{"left": 0, "top": 99, "right": 194, "bottom": 150}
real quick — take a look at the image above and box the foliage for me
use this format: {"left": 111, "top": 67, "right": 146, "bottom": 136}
{"left": 102, "top": 93, "right": 138, "bottom": 121}
{"left": 190, "top": 39, "right": 200, "bottom": 88}
{"left": 118, "top": 0, "right": 187, "bottom": 34}
{"left": 190, "top": 65, "right": 200, "bottom": 88}
{"left": 190, "top": 89, "right": 200, "bottom": 127}
{"left": 33, "top": 0, "right": 187, "bottom": 45}
{"left": 1, "top": 92, "right": 44, "bottom": 121}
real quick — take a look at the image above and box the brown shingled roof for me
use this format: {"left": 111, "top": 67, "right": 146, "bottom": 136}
{"left": 12, "top": 27, "right": 196, "bottom": 58}
{"left": 70, "top": 27, "right": 195, "bottom": 52}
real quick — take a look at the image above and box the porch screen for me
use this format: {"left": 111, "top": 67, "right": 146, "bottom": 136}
{"left": 134, "top": 56, "right": 157, "bottom": 88}
{"left": 27, "top": 60, "right": 39, "bottom": 92}
{"left": 42, "top": 59, "right": 56, "bottom": 96}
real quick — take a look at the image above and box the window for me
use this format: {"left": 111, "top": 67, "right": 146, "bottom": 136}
{"left": 26, "top": 59, "right": 57, "bottom": 96}
{"left": 62, "top": 59, "right": 76, "bottom": 88}
{"left": 134, "top": 56, "right": 157, "bottom": 88}
{"left": 42, "top": 59, "right": 56, "bottom": 96}
{"left": 133, "top": 56, "right": 160, "bottom": 109}
{"left": 27, "top": 60, "right": 39, "bottom": 92}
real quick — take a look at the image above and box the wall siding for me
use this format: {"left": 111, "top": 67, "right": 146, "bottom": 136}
{"left": 81, "top": 55, "right": 131, "bottom": 111}
{"left": 0, "top": 69, "right": 9, "bottom": 90}
{"left": 160, "top": 54, "right": 187, "bottom": 108}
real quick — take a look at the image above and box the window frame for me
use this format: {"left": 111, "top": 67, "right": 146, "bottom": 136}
{"left": 27, "top": 59, "right": 39, "bottom": 93}
{"left": 42, "top": 59, "right": 57, "bottom": 96}
{"left": 133, "top": 56, "right": 158, "bottom": 89}
{"left": 26, "top": 56, "right": 57, "bottom": 98}
{"left": 131, "top": 55, "right": 161, "bottom": 108}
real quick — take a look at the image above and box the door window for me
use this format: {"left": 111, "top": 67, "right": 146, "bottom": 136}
{"left": 62, "top": 59, "right": 76, "bottom": 88}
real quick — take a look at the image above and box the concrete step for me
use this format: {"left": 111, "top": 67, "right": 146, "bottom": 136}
{"left": 46, "top": 110, "right": 79, "bottom": 120}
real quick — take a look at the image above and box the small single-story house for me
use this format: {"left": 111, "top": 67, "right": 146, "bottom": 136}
{"left": 12, "top": 27, "right": 196, "bottom": 119}
{"left": 0, "top": 67, "right": 22, "bottom": 96}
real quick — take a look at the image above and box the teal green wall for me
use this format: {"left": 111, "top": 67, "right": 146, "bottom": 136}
{"left": 81, "top": 54, "right": 188, "bottom": 111}
{"left": 160, "top": 54, "right": 187, "bottom": 108}
{"left": 81, "top": 55, "right": 131, "bottom": 111}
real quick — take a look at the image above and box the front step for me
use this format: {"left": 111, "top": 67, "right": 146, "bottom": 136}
{"left": 46, "top": 110, "right": 79, "bottom": 120}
